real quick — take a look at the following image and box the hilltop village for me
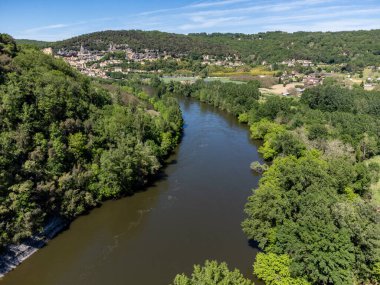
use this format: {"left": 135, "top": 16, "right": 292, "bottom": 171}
{"left": 44, "top": 43, "right": 245, "bottom": 78}
{"left": 42, "top": 42, "right": 380, "bottom": 97}
{"left": 45, "top": 43, "right": 154, "bottom": 78}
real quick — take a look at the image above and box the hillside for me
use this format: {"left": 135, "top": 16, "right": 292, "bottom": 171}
{"left": 15, "top": 39, "right": 51, "bottom": 48}
{"left": 51, "top": 29, "right": 380, "bottom": 66}
{"left": 53, "top": 30, "right": 233, "bottom": 56}
{"left": 0, "top": 34, "right": 182, "bottom": 252}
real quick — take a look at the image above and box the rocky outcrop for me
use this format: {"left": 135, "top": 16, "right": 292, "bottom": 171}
{"left": 0, "top": 217, "right": 68, "bottom": 278}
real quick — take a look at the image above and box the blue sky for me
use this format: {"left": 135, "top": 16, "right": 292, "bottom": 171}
{"left": 1, "top": 0, "right": 380, "bottom": 41}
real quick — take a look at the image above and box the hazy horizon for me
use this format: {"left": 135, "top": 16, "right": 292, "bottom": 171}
{"left": 13, "top": 27, "right": 380, "bottom": 42}
{"left": 1, "top": 0, "right": 380, "bottom": 41}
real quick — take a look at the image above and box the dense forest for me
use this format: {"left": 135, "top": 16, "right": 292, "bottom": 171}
{"left": 166, "top": 78, "right": 380, "bottom": 284}
{"left": 171, "top": 260, "right": 253, "bottom": 285}
{"left": 14, "top": 39, "right": 51, "bottom": 49}
{"left": 50, "top": 29, "right": 380, "bottom": 66}
{"left": 0, "top": 35, "right": 182, "bottom": 250}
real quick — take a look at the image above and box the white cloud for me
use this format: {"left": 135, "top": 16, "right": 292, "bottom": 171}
{"left": 174, "top": 0, "right": 343, "bottom": 20}
{"left": 265, "top": 18, "right": 380, "bottom": 32}
{"left": 25, "top": 24, "right": 73, "bottom": 33}
{"left": 17, "top": 18, "right": 116, "bottom": 40}
{"left": 139, "top": 8, "right": 180, "bottom": 16}
{"left": 140, "top": 0, "right": 250, "bottom": 16}
{"left": 180, "top": 16, "right": 247, "bottom": 30}
{"left": 11, "top": 0, "right": 380, "bottom": 40}
{"left": 189, "top": 0, "right": 250, "bottom": 8}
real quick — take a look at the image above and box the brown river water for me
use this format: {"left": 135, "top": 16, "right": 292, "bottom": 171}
{"left": 1, "top": 97, "right": 263, "bottom": 285}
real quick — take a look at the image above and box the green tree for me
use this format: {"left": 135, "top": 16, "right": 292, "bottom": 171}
{"left": 358, "top": 133, "right": 378, "bottom": 161}
{"left": 171, "top": 260, "right": 253, "bottom": 285}
{"left": 243, "top": 152, "right": 378, "bottom": 284}
{"left": 68, "top": 132, "right": 87, "bottom": 161}
{"left": 254, "top": 253, "right": 310, "bottom": 285}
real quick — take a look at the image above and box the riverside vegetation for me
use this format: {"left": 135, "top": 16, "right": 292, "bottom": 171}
{"left": 164, "top": 79, "right": 380, "bottom": 284}
{"left": 2, "top": 30, "right": 380, "bottom": 284}
{"left": 0, "top": 35, "right": 182, "bottom": 251}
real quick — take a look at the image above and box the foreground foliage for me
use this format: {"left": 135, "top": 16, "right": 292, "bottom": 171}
{"left": 171, "top": 260, "right": 253, "bottom": 285}
{"left": 254, "top": 253, "right": 310, "bottom": 285}
{"left": 242, "top": 152, "right": 379, "bottom": 284}
{"left": 0, "top": 35, "right": 182, "bottom": 249}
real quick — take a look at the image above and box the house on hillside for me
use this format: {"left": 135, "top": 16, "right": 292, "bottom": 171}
{"left": 281, "top": 59, "right": 314, "bottom": 67}
{"left": 303, "top": 75, "right": 321, "bottom": 87}
{"left": 42, "top": 47, "right": 53, "bottom": 55}
{"left": 297, "top": 60, "right": 313, "bottom": 67}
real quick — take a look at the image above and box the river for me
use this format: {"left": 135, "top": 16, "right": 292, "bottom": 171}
{"left": 0, "top": 97, "right": 263, "bottom": 285}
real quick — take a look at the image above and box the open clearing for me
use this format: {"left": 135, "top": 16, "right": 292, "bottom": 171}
{"left": 260, "top": 83, "right": 302, "bottom": 95}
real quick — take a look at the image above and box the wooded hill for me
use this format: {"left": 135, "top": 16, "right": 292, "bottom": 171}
{"left": 49, "top": 29, "right": 380, "bottom": 66}
{"left": 0, "top": 34, "right": 183, "bottom": 250}
{"left": 15, "top": 39, "right": 51, "bottom": 48}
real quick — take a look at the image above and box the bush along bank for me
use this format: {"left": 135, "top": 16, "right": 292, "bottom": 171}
{"left": 165, "top": 78, "right": 380, "bottom": 285}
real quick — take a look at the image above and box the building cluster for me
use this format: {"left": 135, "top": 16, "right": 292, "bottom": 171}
{"left": 201, "top": 54, "right": 244, "bottom": 67}
{"left": 303, "top": 74, "right": 323, "bottom": 86}
{"left": 280, "top": 70, "right": 333, "bottom": 87}
{"left": 280, "top": 72, "right": 335, "bottom": 97}
{"left": 280, "top": 70, "right": 302, "bottom": 84}
{"left": 281, "top": 59, "right": 314, "bottom": 67}
{"left": 54, "top": 45, "right": 106, "bottom": 77}
{"left": 50, "top": 42, "right": 249, "bottom": 78}
{"left": 53, "top": 43, "right": 169, "bottom": 78}
{"left": 126, "top": 48, "right": 163, "bottom": 61}
{"left": 363, "top": 76, "right": 380, "bottom": 90}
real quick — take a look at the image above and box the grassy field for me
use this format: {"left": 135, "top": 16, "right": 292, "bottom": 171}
{"left": 210, "top": 66, "right": 275, "bottom": 77}
{"left": 161, "top": 76, "right": 246, "bottom": 84}
{"left": 260, "top": 83, "right": 302, "bottom": 95}
{"left": 363, "top": 67, "right": 380, "bottom": 79}
{"left": 161, "top": 76, "right": 198, "bottom": 83}
{"left": 204, "top": 77, "right": 246, "bottom": 84}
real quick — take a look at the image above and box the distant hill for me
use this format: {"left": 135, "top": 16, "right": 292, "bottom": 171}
{"left": 51, "top": 29, "right": 380, "bottom": 66}
{"left": 15, "top": 39, "right": 51, "bottom": 48}
{"left": 53, "top": 30, "right": 233, "bottom": 56}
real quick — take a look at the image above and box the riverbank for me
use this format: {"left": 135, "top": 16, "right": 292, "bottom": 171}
{"left": 0, "top": 97, "right": 262, "bottom": 285}
{"left": 0, "top": 217, "right": 68, "bottom": 278}
{"left": 0, "top": 132, "right": 183, "bottom": 279}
